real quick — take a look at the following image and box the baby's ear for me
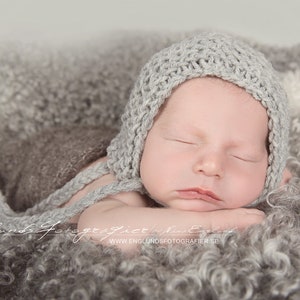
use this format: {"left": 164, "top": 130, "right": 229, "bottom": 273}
{"left": 280, "top": 168, "right": 292, "bottom": 186}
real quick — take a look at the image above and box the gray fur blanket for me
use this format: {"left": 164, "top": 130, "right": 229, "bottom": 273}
{"left": 0, "top": 31, "right": 300, "bottom": 299}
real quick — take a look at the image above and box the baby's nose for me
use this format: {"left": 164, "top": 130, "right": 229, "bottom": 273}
{"left": 193, "top": 152, "right": 224, "bottom": 178}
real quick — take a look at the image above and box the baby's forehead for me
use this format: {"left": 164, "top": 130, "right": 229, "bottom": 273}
{"left": 171, "top": 77, "right": 254, "bottom": 96}
{"left": 161, "top": 77, "right": 264, "bottom": 113}
{"left": 155, "top": 77, "right": 268, "bottom": 135}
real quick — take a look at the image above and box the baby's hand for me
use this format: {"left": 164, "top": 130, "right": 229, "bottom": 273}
{"left": 209, "top": 208, "right": 265, "bottom": 231}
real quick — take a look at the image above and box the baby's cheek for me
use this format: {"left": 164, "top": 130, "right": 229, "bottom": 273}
{"left": 226, "top": 166, "right": 267, "bottom": 207}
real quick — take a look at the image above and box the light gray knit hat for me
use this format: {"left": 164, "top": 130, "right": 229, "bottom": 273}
{"left": 107, "top": 31, "right": 289, "bottom": 206}
{"left": 0, "top": 32, "right": 289, "bottom": 232}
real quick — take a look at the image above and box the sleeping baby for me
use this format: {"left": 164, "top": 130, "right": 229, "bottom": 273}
{"left": 0, "top": 32, "right": 292, "bottom": 255}
{"left": 64, "top": 32, "right": 291, "bottom": 254}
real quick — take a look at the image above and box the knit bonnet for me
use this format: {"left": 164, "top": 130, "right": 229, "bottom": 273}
{"left": 107, "top": 32, "right": 289, "bottom": 205}
{"left": 0, "top": 32, "right": 289, "bottom": 232}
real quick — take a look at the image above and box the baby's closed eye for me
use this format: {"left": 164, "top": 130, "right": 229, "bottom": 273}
{"left": 168, "top": 138, "right": 197, "bottom": 145}
{"left": 229, "top": 152, "right": 266, "bottom": 163}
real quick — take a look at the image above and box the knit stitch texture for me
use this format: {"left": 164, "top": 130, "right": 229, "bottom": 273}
{"left": 107, "top": 32, "right": 289, "bottom": 205}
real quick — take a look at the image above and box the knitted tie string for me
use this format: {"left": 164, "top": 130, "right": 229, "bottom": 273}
{"left": 23, "top": 160, "right": 111, "bottom": 216}
{"left": 0, "top": 178, "right": 143, "bottom": 232}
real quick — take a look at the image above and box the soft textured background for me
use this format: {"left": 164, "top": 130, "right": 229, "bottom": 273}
{"left": 0, "top": 0, "right": 299, "bottom": 46}
{"left": 0, "top": 2, "right": 300, "bottom": 299}
{"left": 0, "top": 33, "right": 299, "bottom": 299}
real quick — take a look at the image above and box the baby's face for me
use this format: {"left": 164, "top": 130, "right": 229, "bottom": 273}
{"left": 140, "top": 77, "right": 269, "bottom": 211}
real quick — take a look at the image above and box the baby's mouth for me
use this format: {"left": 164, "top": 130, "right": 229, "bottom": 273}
{"left": 176, "top": 188, "right": 221, "bottom": 202}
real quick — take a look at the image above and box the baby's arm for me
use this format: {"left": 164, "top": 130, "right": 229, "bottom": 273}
{"left": 77, "top": 195, "right": 264, "bottom": 255}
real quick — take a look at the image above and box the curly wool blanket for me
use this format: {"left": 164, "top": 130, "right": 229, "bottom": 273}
{"left": 0, "top": 31, "right": 300, "bottom": 299}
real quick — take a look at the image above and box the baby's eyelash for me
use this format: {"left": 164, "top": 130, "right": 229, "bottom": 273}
{"left": 166, "top": 137, "right": 196, "bottom": 145}
{"left": 231, "top": 155, "right": 257, "bottom": 163}
{"left": 174, "top": 139, "right": 195, "bottom": 145}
